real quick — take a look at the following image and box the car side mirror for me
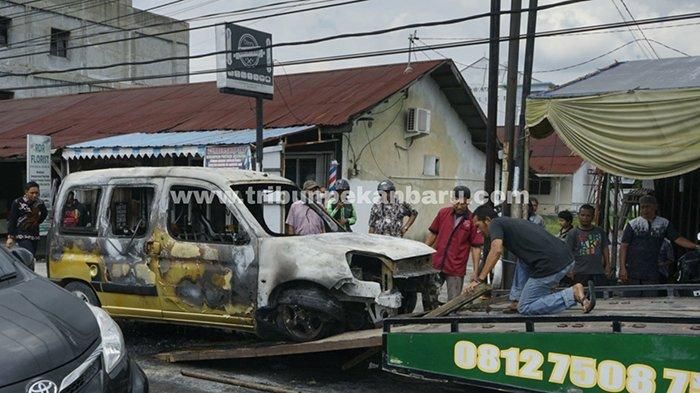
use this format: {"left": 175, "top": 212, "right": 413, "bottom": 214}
{"left": 11, "top": 247, "right": 35, "bottom": 270}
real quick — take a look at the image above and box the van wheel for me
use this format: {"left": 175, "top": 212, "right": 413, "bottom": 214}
{"left": 274, "top": 287, "right": 342, "bottom": 342}
{"left": 65, "top": 281, "right": 100, "bottom": 306}
{"left": 276, "top": 304, "right": 331, "bottom": 342}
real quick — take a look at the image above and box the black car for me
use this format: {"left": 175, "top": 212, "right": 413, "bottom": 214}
{"left": 0, "top": 247, "right": 148, "bottom": 393}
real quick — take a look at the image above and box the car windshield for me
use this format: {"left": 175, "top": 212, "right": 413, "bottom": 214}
{"left": 0, "top": 247, "right": 18, "bottom": 282}
{"left": 231, "top": 183, "right": 344, "bottom": 236}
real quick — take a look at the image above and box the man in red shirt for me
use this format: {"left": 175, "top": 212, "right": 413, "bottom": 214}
{"left": 425, "top": 186, "right": 484, "bottom": 301}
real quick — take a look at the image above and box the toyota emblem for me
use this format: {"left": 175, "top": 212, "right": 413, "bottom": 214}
{"left": 26, "top": 380, "right": 57, "bottom": 393}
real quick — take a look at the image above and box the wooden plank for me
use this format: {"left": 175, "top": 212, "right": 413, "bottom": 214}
{"left": 157, "top": 285, "right": 492, "bottom": 363}
{"left": 157, "top": 328, "right": 383, "bottom": 363}
{"left": 424, "top": 283, "right": 491, "bottom": 318}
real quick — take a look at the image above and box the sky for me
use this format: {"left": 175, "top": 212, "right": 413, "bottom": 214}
{"left": 132, "top": 0, "right": 699, "bottom": 85}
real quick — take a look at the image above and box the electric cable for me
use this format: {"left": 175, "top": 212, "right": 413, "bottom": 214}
{"left": 618, "top": 0, "right": 659, "bottom": 59}
{"left": 2, "top": 10, "right": 697, "bottom": 90}
{"left": 2, "top": 0, "right": 189, "bottom": 50}
{"left": 0, "top": 0, "right": 363, "bottom": 61}
{"left": 3, "top": 0, "right": 320, "bottom": 52}
{"left": 0, "top": 0, "right": 591, "bottom": 73}
{"left": 609, "top": 0, "right": 652, "bottom": 58}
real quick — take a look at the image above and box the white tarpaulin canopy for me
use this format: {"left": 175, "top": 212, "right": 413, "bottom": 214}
{"left": 526, "top": 57, "right": 700, "bottom": 179}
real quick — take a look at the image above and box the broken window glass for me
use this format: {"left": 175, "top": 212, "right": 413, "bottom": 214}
{"left": 109, "top": 187, "right": 153, "bottom": 237}
{"left": 60, "top": 188, "right": 101, "bottom": 236}
{"left": 167, "top": 185, "right": 245, "bottom": 244}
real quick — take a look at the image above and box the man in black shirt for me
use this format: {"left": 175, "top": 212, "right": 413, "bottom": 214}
{"left": 6, "top": 181, "right": 48, "bottom": 257}
{"left": 466, "top": 205, "right": 595, "bottom": 315}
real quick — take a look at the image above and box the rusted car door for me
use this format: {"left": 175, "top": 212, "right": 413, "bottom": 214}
{"left": 153, "top": 179, "right": 258, "bottom": 330}
{"left": 99, "top": 179, "right": 163, "bottom": 319}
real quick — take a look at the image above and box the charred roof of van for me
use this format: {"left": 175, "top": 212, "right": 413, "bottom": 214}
{"left": 62, "top": 167, "right": 296, "bottom": 186}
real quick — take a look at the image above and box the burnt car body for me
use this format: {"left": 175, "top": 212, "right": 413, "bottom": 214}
{"left": 0, "top": 247, "right": 147, "bottom": 393}
{"left": 48, "top": 167, "right": 436, "bottom": 341}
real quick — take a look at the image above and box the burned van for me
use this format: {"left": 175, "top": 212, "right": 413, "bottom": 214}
{"left": 48, "top": 167, "right": 436, "bottom": 342}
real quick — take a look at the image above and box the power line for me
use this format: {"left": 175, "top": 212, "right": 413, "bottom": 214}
{"left": 618, "top": 0, "right": 660, "bottom": 59}
{"left": 3, "top": 10, "right": 697, "bottom": 91}
{"left": 608, "top": 0, "right": 652, "bottom": 59}
{"left": 534, "top": 39, "right": 648, "bottom": 73}
{"left": 647, "top": 39, "right": 690, "bottom": 57}
{"left": 0, "top": 0, "right": 362, "bottom": 61}
{"left": 1, "top": 0, "right": 103, "bottom": 19}
{"left": 3, "top": 0, "right": 317, "bottom": 52}
{"left": 0, "top": 0, "right": 591, "bottom": 73}
{"left": 0, "top": 0, "right": 45, "bottom": 12}
{"left": 2, "top": 0, "right": 189, "bottom": 51}
{"left": 1, "top": 0, "right": 120, "bottom": 29}
{"left": 418, "top": 20, "right": 700, "bottom": 40}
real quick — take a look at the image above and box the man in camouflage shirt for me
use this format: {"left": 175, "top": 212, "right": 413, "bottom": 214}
{"left": 368, "top": 180, "right": 417, "bottom": 237}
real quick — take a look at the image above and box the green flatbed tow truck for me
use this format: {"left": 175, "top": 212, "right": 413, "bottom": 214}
{"left": 383, "top": 284, "right": 700, "bottom": 393}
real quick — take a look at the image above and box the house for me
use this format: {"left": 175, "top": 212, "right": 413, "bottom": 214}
{"left": 0, "top": 59, "right": 489, "bottom": 240}
{"left": 526, "top": 132, "right": 593, "bottom": 215}
{"left": 0, "top": 0, "right": 189, "bottom": 99}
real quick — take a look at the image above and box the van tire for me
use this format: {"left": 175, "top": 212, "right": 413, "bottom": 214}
{"left": 65, "top": 281, "right": 100, "bottom": 306}
{"left": 274, "top": 287, "right": 342, "bottom": 342}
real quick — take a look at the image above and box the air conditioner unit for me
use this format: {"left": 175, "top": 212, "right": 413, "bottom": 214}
{"left": 406, "top": 108, "right": 431, "bottom": 137}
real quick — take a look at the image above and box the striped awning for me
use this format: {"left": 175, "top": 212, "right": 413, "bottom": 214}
{"left": 62, "top": 126, "right": 315, "bottom": 160}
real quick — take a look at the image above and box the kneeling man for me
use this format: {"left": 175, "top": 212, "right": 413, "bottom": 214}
{"left": 465, "top": 205, "right": 595, "bottom": 315}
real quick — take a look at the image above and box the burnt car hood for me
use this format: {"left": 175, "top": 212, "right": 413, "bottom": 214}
{"left": 291, "top": 232, "right": 435, "bottom": 260}
{"left": 0, "top": 275, "right": 99, "bottom": 387}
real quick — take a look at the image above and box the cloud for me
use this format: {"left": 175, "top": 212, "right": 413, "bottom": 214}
{"left": 134, "top": 0, "right": 698, "bottom": 84}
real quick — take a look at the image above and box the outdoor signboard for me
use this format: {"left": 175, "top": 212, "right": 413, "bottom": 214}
{"left": 26, "top": 135, "right": 52, "bottom": 235}
{"left": 204, "top": 145, "right": 251, "bottom": 169}
{"left": 216, "top": 23, "right": 273, "bottom": 98}
{"left": 384, "top": 332, "right": 700, "bottom": 393}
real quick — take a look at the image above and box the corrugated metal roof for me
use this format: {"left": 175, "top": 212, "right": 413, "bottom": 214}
{"left": 529, "top": 132, "right": 583, "bottom": 175}
{"left": 497, "top": 127, "right": 583, "bottom": 175}
{"left": 533, "top": 56, "right": 700, "bottom": 98}
{"left": 0, "top": 59, "right": 487, "bottom": 158}
{"left": 62, "top": 126, "right": 314, "bottom": 160}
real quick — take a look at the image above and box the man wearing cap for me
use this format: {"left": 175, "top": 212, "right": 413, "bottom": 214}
{"left": 286, "top": 180, "right": 326, "bottom": 235}
{"left": 425, "top": 186, "right": 483, "bottom": 301}
{"left": 368, "top": 180, "right": 417, "bottom": 237}
{"left": 620, "top": 195, "right": 699, "bottom": 289}
{"left": 326, "top": 179, "right": 357, "bottom": 231}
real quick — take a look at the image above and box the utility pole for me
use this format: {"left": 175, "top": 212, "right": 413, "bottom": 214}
{"left": 256, "top": 97, "right": 264, "bottom": 171}
{"left": 485, "top": 0, "right": 501, "bottom": 198}
{"left": 516, "top": 0, "right": 538, "bottom": 218}
{"left": 503, "top": 0, "right": 522, "bottom": 217}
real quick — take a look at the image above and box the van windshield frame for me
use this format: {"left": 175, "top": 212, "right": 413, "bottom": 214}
{"left": 231, "top": 183, "right": 344, "bottom": 236}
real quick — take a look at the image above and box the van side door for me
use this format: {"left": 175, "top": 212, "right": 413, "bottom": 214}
{"left": 154, "top": 179, "right": 257, "bottom": 329}
{"left": 100, "top": 180, "right": 163, "bottom": 319}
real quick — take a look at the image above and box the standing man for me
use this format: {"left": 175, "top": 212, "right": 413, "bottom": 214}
{"left": 425, "top": 186, "right": 483, "bottom": 301}
{"left": 326, "top": 179, "right": 357, "bottom": 231}
{"left": 286, "top": 180, "right": 325, "bottom": 235}
{"left": 566, "top": 204, "right": 610, "bottom": 286}
{"left": 619, "top": 195, "right": 699, "bottom": 288}
{"left": 527, "top": 198, "right": 545, "bottom": 226}
{"left": 466, "top": 205, "right": 595, "bottom": 315}
{"left": 368, "top": 180, "right": 417, "bottom": 237}
{"left": 7, "top": 181, "right": 48, "bottom": 256}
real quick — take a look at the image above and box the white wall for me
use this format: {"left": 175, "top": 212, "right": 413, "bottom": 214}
{"left": 342, "top": 75, "right": 489, "bottom": 241}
